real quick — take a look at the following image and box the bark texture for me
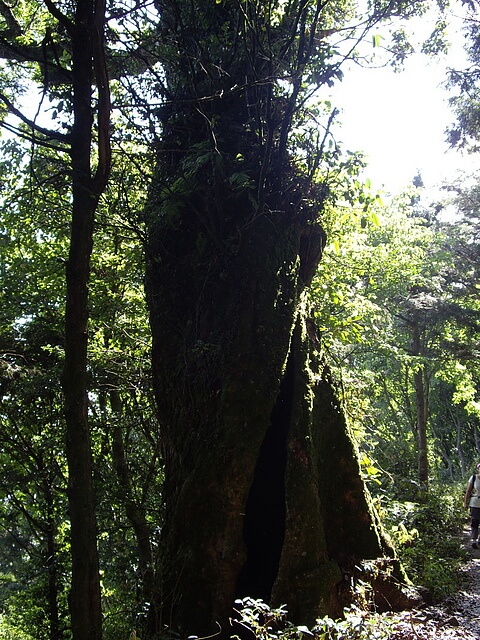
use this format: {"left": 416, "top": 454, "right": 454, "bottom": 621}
{"left": 62, "top": 0, "right": 110, "bottom": 636}
{"left": 145, "top": 0, "right": 418, "bottom": 633}
{"left": 146, "top": 187, "right": 415, "bottom": 636}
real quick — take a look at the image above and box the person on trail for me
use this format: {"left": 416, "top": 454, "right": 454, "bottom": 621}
{"left": 464, "top": 463, "right": 480, "bottom": 548}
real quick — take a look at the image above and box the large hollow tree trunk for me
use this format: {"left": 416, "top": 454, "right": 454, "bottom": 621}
{"left": 146, "top": 196, "right": 417, "bottom": 636}
{"left": 145, "top": 1, "right": 419, "bottom": 634}
{"left": 147, "top": 210, "right": 305, "bottom": 633}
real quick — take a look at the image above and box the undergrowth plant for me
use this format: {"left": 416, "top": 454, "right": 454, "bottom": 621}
{"left": 379, "top": 482, "right": 466, "bottom": 600}
{"left": 0, "top": 616, "right": 34, "bottom": 640}
{"left": 231, "top": 598, "right": 393, "bottom": 640}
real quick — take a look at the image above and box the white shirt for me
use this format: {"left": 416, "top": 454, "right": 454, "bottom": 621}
{"left": 469, "top": 475, "right": 480, "bottom": 508}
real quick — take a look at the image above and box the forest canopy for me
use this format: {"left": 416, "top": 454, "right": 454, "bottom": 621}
{"left": 0, "top": 0, "right": 479, "bottom": 638}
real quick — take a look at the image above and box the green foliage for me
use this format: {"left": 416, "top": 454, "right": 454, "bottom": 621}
{"left": 0, "top": 583, "right": 67, "bottom": 640}
{"left": 0, "top": 131, "right": 160, "bottom": 638}
{"left": 446, "top": 2, "right": 480, "bottom": 150}
{"left": 381, "top": 487, "right": 465, "bottom": 601}
{"left": 0, "top": 616, "right": 36, "bottom": 640}
{"left": 231, "top": 598, "right": 393, "bottom": 640}
{"left": 311, "top": 181, "right": 480, "bottom": 486}
{"left": 313, "top": 608, "right": 393, "bottom": 640}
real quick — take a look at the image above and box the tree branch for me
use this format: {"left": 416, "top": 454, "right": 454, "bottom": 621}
{"left": 43, "top": 0, "right": 75, "bottom": 34}
{"left": 0, "top": 91, "right": 70, "bottom": 144}
{"left": 91, "top": 0, "right": 111, "bottom": 194}
{"left": 0, "top": 0, "right": 21, "bottom": 37}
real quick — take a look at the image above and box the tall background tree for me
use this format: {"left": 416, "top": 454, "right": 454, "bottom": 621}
{"left": 0, "top": 132, "right": 161, "bottom": 638}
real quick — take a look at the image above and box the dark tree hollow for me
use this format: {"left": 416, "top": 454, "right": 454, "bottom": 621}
{"left": 236, "top": 353, "right": 294, "bottom": 601}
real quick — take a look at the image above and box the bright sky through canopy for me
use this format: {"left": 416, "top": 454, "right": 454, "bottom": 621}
{"left": 330, "top": 38, "right": 480, "bottom": 195}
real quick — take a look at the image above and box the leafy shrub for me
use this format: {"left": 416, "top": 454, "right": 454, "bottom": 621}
{"left": 380, "top": 484, "right": 466, "bottom": 600}
{"left": 231, "top": 598, "right": 393, "bottom": 640}
{"left": 0, "top": 615, "right": 35, "bottom": 640}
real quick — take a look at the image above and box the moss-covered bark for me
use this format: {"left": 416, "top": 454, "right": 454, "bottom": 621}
{"left": 144, "top": 0, "right": 419, "bottom": 632}
{"left": 147, "top": 203, "right": 306, "bottom": 633}
{"left": 146, "top": 201, "right": 415, "bottom": 635}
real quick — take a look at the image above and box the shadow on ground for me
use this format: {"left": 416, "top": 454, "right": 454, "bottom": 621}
{"left": 374, "top": 526, "right": 479, "bottom": 640}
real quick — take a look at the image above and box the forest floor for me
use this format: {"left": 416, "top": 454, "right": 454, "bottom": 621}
{"left": 382, "top": 526, "right": 480, "bottom": 640}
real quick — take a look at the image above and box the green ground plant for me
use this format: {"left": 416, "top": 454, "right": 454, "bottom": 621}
{"left": 231, "top": 598, "right": 394, "bottom": 640}
{"left": 381, "top": 483, "right": 466, "bottom": 601}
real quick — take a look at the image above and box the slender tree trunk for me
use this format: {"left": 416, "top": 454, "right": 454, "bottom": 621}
{"left": 63, "top": 196, "right": 102, "bottom": 640}
{"left": 63, "top": 172, "right": 102, "bottom": 640}
{"left": 411, "top": 317, "right": 429, "bottom": 489}
{"left": 474, "top": 422, "right": 480, "bottom": 455}
{"left": 109, "top": 389, "right": 158, "bottom": 635}
{"left": 414, "top": 367, "right": 429, "bottom": 487}
{"left": 62, "top": 0, "right": 111, "bottom": 637}
{"left": 45, "top": 501, "right": 61, "bottom": 640}
{"left": 452, "top": 409, "right": 466, "bottom": 475}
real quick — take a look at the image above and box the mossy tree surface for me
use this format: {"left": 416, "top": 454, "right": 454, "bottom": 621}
{"left": 145, "top": 0, "right": 423, "bottom": 634}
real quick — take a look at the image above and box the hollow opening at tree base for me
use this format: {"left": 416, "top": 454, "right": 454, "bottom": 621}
{"left": 235, "top": 353, "right": 294, "bottom": 601}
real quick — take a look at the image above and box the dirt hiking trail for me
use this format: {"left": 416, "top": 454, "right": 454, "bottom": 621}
{"left": 383, "top": 527, "right": 480, "bottom": 640}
